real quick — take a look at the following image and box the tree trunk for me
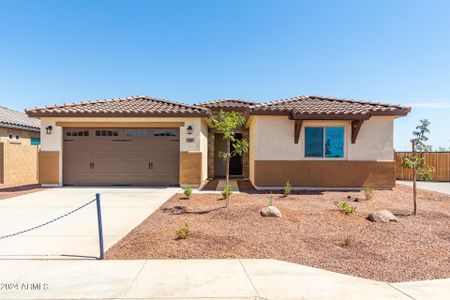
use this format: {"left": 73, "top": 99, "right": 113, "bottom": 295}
{"left": 225, "top": 138, "right": 230, "bottom": 207}
{"left": 412, "top": 140, "right": 417, "bottom": 215}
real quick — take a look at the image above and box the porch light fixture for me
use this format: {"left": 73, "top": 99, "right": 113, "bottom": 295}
{"left": 187, "top": 125, "right": 193, "bottom": 135}
{"left": 45, "top": 125, "right": 53, "bottom": 134}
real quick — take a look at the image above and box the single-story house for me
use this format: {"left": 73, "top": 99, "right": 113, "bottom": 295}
{"left": 26, "top": 95, "right": 410, "bottom": 189}
{"left": 0, "top": 106, "right": 40, "bottom": 186}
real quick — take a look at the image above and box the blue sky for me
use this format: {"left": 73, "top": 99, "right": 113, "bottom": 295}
{"left": 0, "top": 0, "right": 449, "bottom": 150}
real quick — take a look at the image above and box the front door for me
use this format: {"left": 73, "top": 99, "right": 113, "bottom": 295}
{"left": 214, "top": 132, "right": 243, "bottom": 177}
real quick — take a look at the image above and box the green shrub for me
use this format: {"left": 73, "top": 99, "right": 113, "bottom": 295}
{"left": 363, "top": 187, "right": 373, "bottom": 201}
{"left": 222, "top": 182, "right": 233, "bottom": 198}
{"left": 283, "top": 180, "right": 292, "bottom": 197}
{"left": 176, "top": 224, "right": 190, "bottom": 240}
{"left": 183, "top": 186, "right": 192, "bottom": 198}
{"left": 334, "top": 201, "right": 357, "bottom": 215}
{"left": 418, "top": 166, "right": 434, "bottom": 181}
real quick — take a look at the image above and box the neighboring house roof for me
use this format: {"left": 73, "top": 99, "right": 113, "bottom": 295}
{"left": 0, "top": 106, "right": 40, "bottom": 131}
{"left": 195, "top": 99, "right": 256, "bottom": 110}
{"left": 26, "top": 96, "right": 210, "bottom": 117}
{"left": 251, "top": 96, "right": 410, "bottom": 119}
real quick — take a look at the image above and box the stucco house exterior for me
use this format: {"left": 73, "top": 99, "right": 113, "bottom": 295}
{"left": 0, "top": 106, "right": 40, "bottom": 186}
{"left": 26, "top": 95, "right": 410, "bottom": 189}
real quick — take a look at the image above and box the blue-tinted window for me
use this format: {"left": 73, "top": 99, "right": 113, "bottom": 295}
{"left": 31, "top": 137, "right": 40, "bottom": 145}
{"left": 305, "top": 127, "right": 324, "bottom": 157}
{"left": 305, "top": 126, "right": 344, "bottom": 158}
{"left": 325, "top": 127, "right": 344, "bottom": 158}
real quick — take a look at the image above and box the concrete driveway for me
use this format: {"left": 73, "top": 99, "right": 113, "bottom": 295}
{"left": 0, "top": 187, "right": 179, "bottom": 258}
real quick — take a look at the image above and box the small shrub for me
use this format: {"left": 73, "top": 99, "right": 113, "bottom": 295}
{"left": 363, "top": 187, "right": 373, "bottom": 201}
{"left": 222, "top": 182, "right": 233, "bottom": 198}
{"left": 176, "top": 224, "right": 190, "bottom": 240}
{"left": 334, "top": 201, "right": 357, "bottom": 215}
{"left": 340, "top": 235, "right": 352, "bottom": 247}
{"left": 183, "top": 186, "right": 192, "bottom": 198}
{"left": 283, "top": 180, "right": 292, "bottom": 197}
{"left": 418, "top": 166, "right": 434, "bottom": 181}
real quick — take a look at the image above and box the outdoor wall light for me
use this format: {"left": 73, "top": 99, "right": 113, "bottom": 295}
{"left": 187, "top": 125, "right": 193, "bottom": 135}
{"left": 45, "top": 125, "right": 53, "bottom": 134}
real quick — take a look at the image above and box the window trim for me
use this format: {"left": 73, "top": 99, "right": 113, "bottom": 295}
{"left": 303, "top": 123, "right": 347, "bottom": 160}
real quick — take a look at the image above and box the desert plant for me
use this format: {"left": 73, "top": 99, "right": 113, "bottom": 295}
{"left": 221, "top": 182, "right": 233, "bottom": 199}
{"left": 209, "top": 110, "right": 248, "bottom": 207}
{"left": 183, "top": 186, "right": 192, "bottom": 198}
{"left": 340, "top": 235, "right": 352, "bottom": 247}
{"left": 176, "top": 224, "right": 190, "bottom": 240}
{"left": 283, "top": 180, "right": 292, "bottom": 197}
{"left": 402, "top": 119, "right": 433, "bottom": 215}
{"left": 363, "top": 187, "right": 373, "bottom": 201}
{"left": 418, "top": 166, "right": 434, "bottom": 181}
{"left": 334, "top": 201, "right": 357, "bottom": 215}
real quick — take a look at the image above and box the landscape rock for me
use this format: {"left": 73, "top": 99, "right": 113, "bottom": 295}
{"left": 260, "top": 206, "right": 282, "bottom": 218}
{"left": 368, "top": 210, "right": 398, "bottom": 223}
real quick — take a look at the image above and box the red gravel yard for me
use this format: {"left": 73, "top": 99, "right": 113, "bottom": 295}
{"left": 106, "top": 185, "right": 450, "bottom": 282}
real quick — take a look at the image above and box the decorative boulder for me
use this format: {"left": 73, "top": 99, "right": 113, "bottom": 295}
{"left": 260, "top": 206, "right": 282, "bottom": 218}
{"left": 368, "top": 210, "right": 398, "bottom": 223}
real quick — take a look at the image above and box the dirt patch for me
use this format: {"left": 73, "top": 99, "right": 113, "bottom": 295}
{"left": 0, "top": 184, "right": 47, "bottom": 200}
{"left": 106, "top": 185, "right": 450, "bottom": 282}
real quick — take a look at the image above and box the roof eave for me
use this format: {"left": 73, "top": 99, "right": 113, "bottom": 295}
{"left": 25, "top": 112, "right": 210, "bottom": 118}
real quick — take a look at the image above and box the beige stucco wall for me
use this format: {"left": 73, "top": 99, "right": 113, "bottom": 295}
{"left": 0, "top": 142, "right": 39, "bottom": 186}
{"left": 247, "top": 115, "right": 397, "bottom": 188}
{"left": 248, "top": 117, "right": 258, "bottom": 183}
{"left": 247, "top": 115, "right": 395, "bottom": 162}
{"left": 39, "top": 116, "right": 208, "bottom": 185}
{"left": 199, "top": 119, "right": 209, "bottom": 182}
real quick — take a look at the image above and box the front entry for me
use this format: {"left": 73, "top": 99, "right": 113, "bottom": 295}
{"left": 214, "top": 133, "right": 243, "bottom": 177}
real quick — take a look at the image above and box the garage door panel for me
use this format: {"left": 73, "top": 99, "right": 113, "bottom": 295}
{"left": 63, "top": 128, "right": 179, "bottom": 186}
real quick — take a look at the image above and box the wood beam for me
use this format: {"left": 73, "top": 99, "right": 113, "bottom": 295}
{"left": 294, "top": 119, "right": 303, "bottom": 144}
{"left": 351, "top": 120, "right": 364, "bottom": 144}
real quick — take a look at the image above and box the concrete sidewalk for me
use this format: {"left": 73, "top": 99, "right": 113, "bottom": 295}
{"left": 397, "top": 180, "right": 450, "bottom": 195}
{"left": 0, "top": 259, "right": 448, "bottom": 299}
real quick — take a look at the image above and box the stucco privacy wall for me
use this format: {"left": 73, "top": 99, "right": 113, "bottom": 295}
{"left": 0, "top": 143, "right": 3, "bottom": 184}
{"left": 0, "top": 142, "right": 39, "bottom": 186}
{"left": 39, "top": 117, "right": 208, "bottom": 186}
{"left": 249, "top": 115, "right": 395, "bottom": 161}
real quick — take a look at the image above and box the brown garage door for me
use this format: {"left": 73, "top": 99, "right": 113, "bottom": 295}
{"left": 63, "top": 128, "right": 179, "bottom": 186}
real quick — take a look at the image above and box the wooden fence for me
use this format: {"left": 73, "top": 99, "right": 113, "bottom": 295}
{"left": 395, "top": 152, "right": 450, "bottom": 182}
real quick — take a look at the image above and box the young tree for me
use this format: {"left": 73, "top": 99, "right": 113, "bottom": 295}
{"left": 401, "top": 119, "right": 433, "bottom": 215}
{"left": 209, "top": 110, "right": 249, "bottom": 207}
{"left": 412, "top": 119, "right": 432, "bottom": 152}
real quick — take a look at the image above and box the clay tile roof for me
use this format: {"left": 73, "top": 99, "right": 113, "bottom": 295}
{"left": 251, "top": 95, "right": 411, "bottom": 117}
{"left": 26, "top": 96, "right": 210, "bottom": 117}
{"left": 195, "top": 98, "right": 257, "bottom": 109}
{"left": 0, "top": 106, "right": 40, "bottom": 131}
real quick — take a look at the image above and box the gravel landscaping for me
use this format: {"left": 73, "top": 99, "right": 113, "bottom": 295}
{"left": 106, "top": 185, "right": 450, "bottom": 282}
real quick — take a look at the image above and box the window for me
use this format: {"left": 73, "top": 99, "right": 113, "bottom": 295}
{"left": 95, "top": 130, "right": 118, "bottom": 137}
{"left": 124, "top": 129, "right": 148, "bottom": 137}
{"left": 66, "top": 130, "right": 89, "bottom": 137}
{"left": 153, "top": 129, "right": 177, "bottom": 137}
{"left": 31, "top": 137, "right": 41, "bottom": 145}
{"left": 305, "top": 127, "right": 344, "bottom": 158}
